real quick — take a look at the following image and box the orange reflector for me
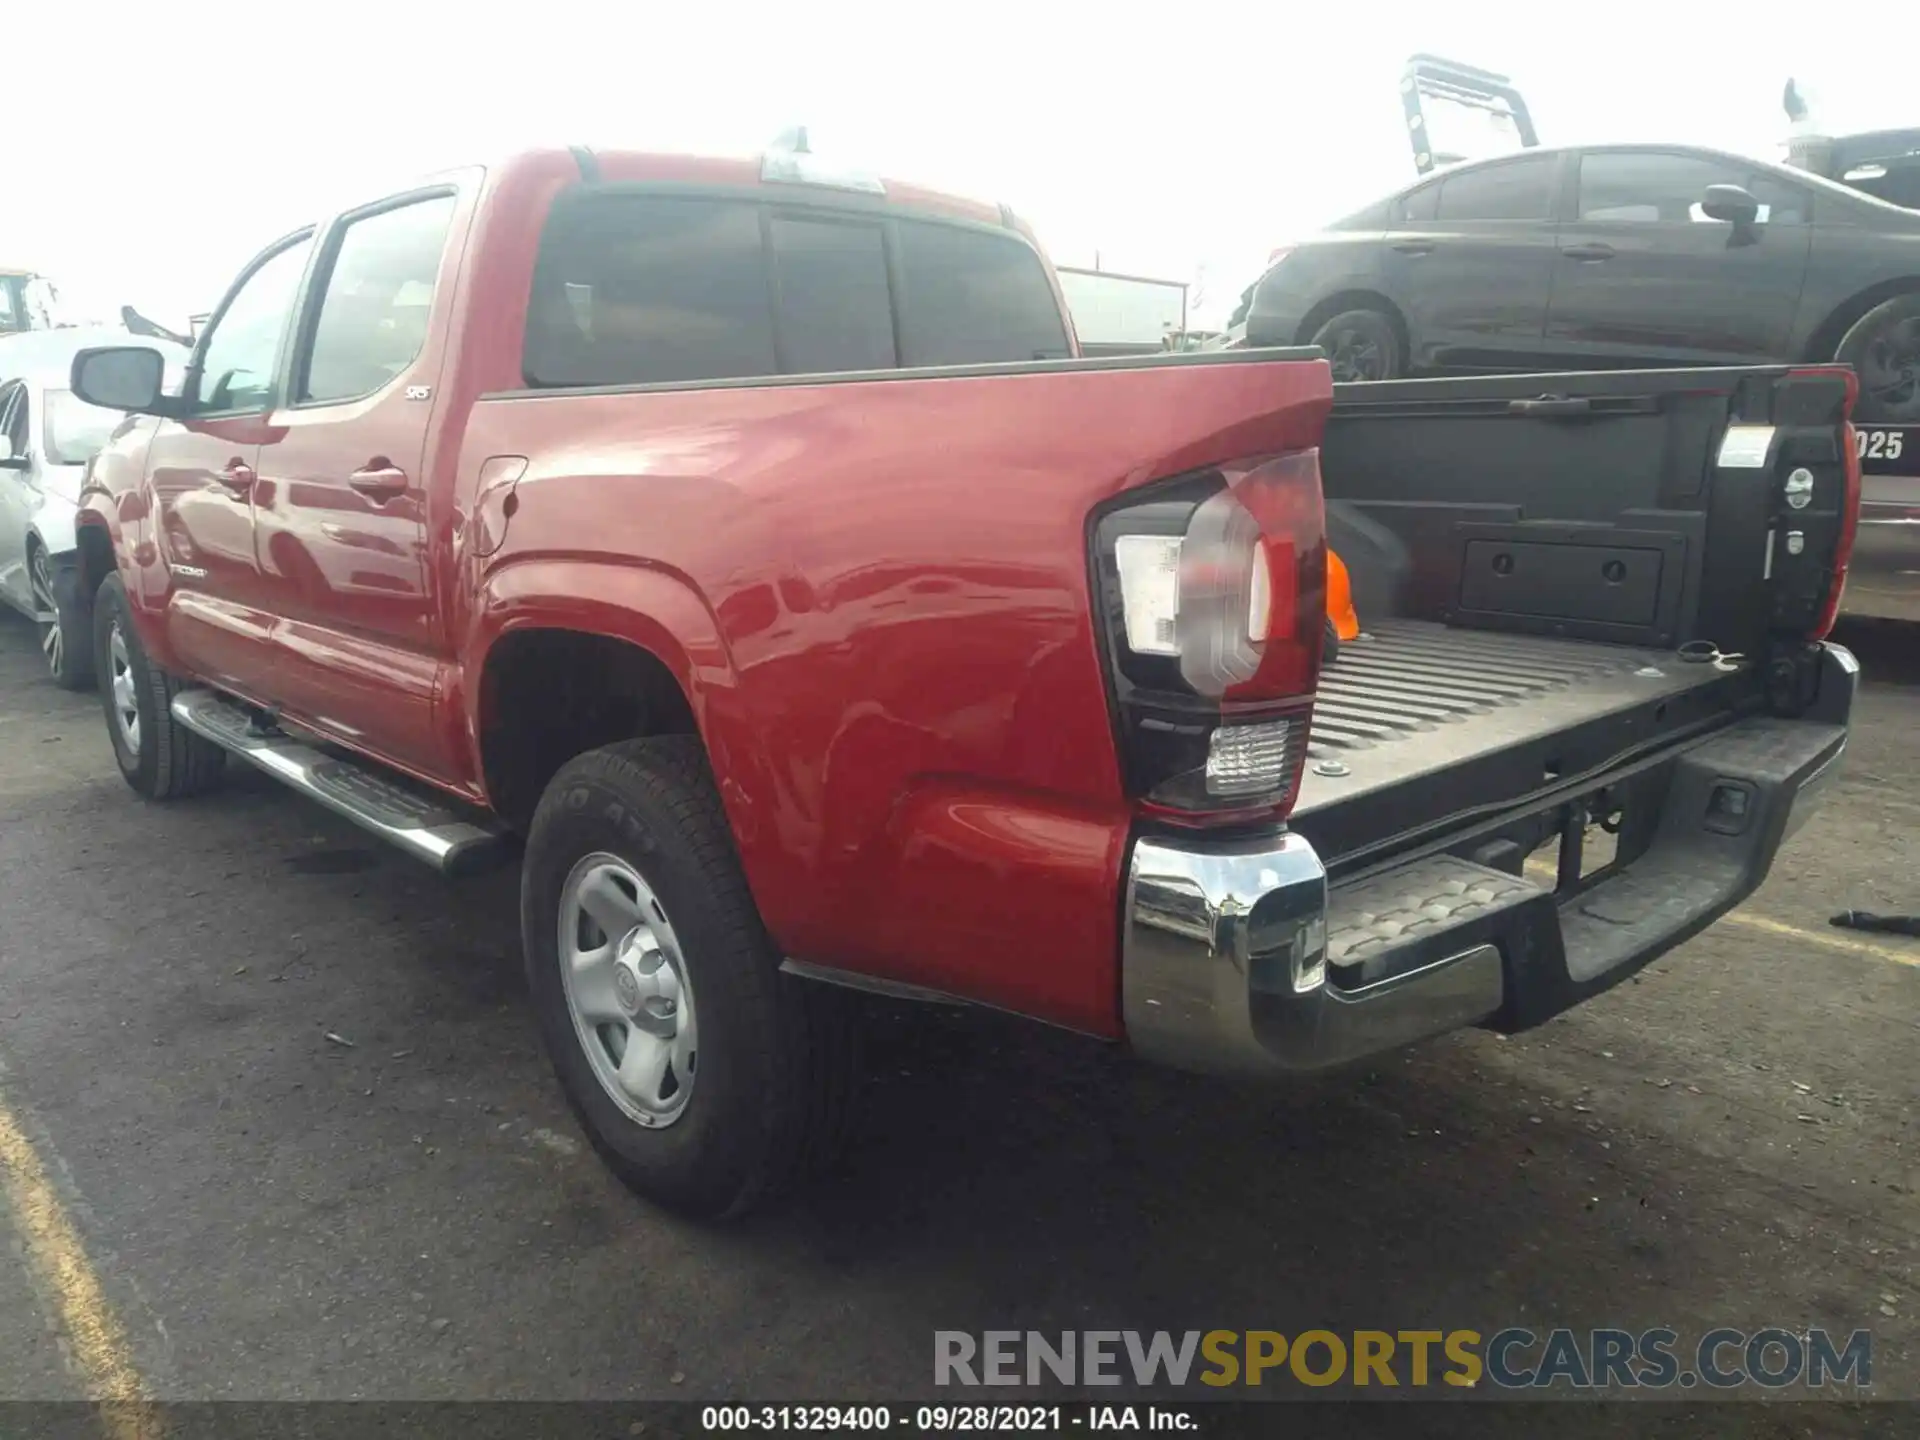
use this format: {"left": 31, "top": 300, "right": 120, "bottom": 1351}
{"left": 1327, "top": 549, "right": 1360, "bottom": 642}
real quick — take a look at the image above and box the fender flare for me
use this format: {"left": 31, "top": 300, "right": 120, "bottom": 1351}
{"left": 456, "top": 554, "right": 741, "bottom": 787}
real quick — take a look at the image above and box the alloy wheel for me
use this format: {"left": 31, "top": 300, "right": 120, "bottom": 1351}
{"left": 1860, "top": 314, "right": 1920, "bottom": 423}
{"left": 29, "top": 550, "right": 61, "bottom": 676}
{"left": 108, "top": 622, "right": 141, "bottom": 756}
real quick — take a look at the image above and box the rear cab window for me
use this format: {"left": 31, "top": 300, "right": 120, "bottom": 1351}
{"left": 522, "top": 189, "right": 1069, "bottom": 389}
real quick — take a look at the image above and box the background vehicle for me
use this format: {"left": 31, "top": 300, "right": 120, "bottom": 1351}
{"left": 0, "top": 269, "right": 61, "bottom": 335}
{"left": 0, "top": 326, "right": 189, "bottom": 686}
{"left": 1243, "top": 145, "right": 1920, "bottom": 415}
{"left": 69, "top": 145, "right": 1856, "bottom": 1220}
{"left": 1054, "top": 266, "right": 1189, "bottom": 355}
{"left": 1782, "top": 79, "right": 1920, "bottom": 212}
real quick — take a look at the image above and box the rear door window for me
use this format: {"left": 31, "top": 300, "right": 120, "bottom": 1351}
{"left": 1395, "top": 183, "right": 1441, "bottom": 225}
{"left": 894, "top": 220, "right": 1070, "bottom": 365}
{"left": 1434, "top": 156, "right": 1557, "bottom": 221}
{"left": 300, "top": 194, "right": 457, "bottom": 404}
{"left": 525, "top": 196, "right": 778, "bottom": 388}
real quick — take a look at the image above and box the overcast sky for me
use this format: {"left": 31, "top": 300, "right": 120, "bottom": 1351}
{"left": 11, "top": 2, "right": 1913, "bottom": 330}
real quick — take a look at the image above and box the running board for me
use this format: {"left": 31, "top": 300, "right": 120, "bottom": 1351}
{"left": 168, "top": 690, "right": 515, "bottom": 877}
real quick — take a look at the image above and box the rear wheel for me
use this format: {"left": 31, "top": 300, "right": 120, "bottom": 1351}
{"left": 1835, "top": 295, "right": 1920, "bottom": 425}
{"left": 1308, "top": 307, "right": 1402, "bottom": 383}
{"left": 29, "top": 544, "right": 93, "bottom": 691}
{"left": 92, "top": 574, "right": 226, "bottom": 799}
{"left": 522, "top": 736, "right": 861, "bottom": 1218}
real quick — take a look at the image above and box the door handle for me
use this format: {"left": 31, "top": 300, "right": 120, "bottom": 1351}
{"left": 1391, "top": 239, "right": 1437, "bottom": 256}
{"left": 1508, "top": 395, "right": 1594, "bottom": 417}
{"left": 218, "top": 460, "right": 256, "bottom": 495}
{"left": 1563, "top": 243, "right": 1616, "bottom": 263}
{"left": 348, "top": 462, "right": 409, "bottom": 500}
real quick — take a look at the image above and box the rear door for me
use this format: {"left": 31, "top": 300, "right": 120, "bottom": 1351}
{"left": 1380, "top": 153, "right": 1563, "bottom": 370}
{"left": 248, "top": 187, "right": 464, "bottom": 780}
{"left": 1544, "top": 149, "right": 1814, "bottom": 366}
{"left": 146, "top": 233, "right": 314, "bottom": 695}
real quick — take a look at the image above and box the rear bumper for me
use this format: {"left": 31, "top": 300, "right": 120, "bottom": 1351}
{"left": 1122, "top": 643, "right": 1857, "bottom": 1076}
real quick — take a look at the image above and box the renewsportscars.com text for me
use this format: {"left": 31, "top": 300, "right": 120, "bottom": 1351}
{"left": 934, "top": 1328, "right": 1872, "bottom": 1391}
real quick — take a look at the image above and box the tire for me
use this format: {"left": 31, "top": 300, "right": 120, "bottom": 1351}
{"left": 1835, "top": 294, "right": 1920, "bottom": 425}
{"left": 522, "top": 735, "right": 861, "bottom": 1218}
{"left": 1308, "top": 307, "right": 1402, "bottom": 383}
{"left": 28, "top": 544, "right": 94, "bottom": 691}
{"left": 92, "top": 574, "right": 226, "bottom": 799}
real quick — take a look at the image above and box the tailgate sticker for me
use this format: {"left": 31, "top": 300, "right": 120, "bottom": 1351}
{"left": 1718, "top": 425, "right": 1776, "bottom": 469}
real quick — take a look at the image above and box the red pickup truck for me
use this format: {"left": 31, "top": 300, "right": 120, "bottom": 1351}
{"left": 69, "top": 145, "right": 1860, "bottom": 1218}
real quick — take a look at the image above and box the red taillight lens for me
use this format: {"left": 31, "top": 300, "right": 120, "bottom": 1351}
{"left": 1222, "top": 450, "right": 1327, "bottom": 701}
{"left": 1812, "top": 414, "right": 1863, "bottom": 641}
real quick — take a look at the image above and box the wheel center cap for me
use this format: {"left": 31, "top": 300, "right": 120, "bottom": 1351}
{"left": 613, "top": 964, "right": 643, "bottom": 1016}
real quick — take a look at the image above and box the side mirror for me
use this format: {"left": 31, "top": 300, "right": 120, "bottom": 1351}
{"left": 0, "top": 436, "right": 23, "bottom": 470}
{"left": 70, "top": 345, "right": 168, "bottom": 415}
{"left": 1700, "top": 184, "right": 1761, "bottom": 227}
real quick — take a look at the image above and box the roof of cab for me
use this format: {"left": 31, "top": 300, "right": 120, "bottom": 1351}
{"left": 545, "top": 148, "right": 1010, "bottom": 228}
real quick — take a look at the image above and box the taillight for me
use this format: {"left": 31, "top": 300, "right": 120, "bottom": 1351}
{"left": 1813, "top": 412, "right": 1863, "bottom": 641}
{"left": 1090, "top": 451, "right": 1326, "bottom": 825}
{"left": 1746, "top": 367, "right": 1863, "bottom": 645}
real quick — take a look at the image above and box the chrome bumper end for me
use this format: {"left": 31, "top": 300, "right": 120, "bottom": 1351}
{"left": 1123, "top": 831, "right": 1504, "bottom": 1076}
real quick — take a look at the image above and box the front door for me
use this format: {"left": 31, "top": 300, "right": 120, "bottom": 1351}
{"left": 148, "top": 234, "right": 314, "bottom": 695}
{"left": 249, "top": 189, "right": 461, "bottom": 781}
{"left": 1544, "top": 149, "right": 1814, "bottom": 367}
{"left": 1382, "top": 152, "right": 1563, "bottom": 371}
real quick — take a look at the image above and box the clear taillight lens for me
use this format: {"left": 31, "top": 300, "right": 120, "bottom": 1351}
{"left": 1113, "top": 535, "right": 1182, "bottom": 656}
{"left": 1206, "top": 718, "right": 1296, "bottom": 797}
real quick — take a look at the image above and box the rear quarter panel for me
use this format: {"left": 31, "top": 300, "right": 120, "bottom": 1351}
{"left": 1795, "top": 224, "right": 1920, "bottom": 356}
{"left": 1246, "top": 236, "right": 1388, "bottom": 348}
{"left": 456, "top": 358, "right": 1330, "bottom": 1032}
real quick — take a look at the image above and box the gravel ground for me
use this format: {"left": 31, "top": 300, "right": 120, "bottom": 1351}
{"left": 0, "top": 609, "right": 1913, "bottom": 1431}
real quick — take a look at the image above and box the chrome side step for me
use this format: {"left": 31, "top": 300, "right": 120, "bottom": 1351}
{"left": 169, "top": 689, "right": 514, "bottom": 877}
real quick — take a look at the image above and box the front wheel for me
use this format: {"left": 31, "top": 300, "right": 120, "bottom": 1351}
{"left": 29, "top": 545, "right": 94, "bottom": 691}
{"left": 91, "top": 574, "right": 226, "bottom": 799}
{"left": 1308, "top": 307, "right": 1403, "bottom": 384}
{"left": 1835, "top": 295, "right": 1920, "bottom": 425}
{"left": 521, "top": 736, "right": 861, "bottom": 1218}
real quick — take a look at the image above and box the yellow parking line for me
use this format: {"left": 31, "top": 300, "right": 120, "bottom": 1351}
{"left": 1724, "top": 910, "right": 1920, "bottom": 970}
{"left": 0, "top": 1092, "right": 157, "bottom": 1438}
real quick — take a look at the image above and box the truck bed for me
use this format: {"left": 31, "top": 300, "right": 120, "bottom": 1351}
{"left": 1296, "top": 363, "right": 1856, "bottom": 875}
{"left": 1291, "top": 621, "right": 1753, "bottom": 870}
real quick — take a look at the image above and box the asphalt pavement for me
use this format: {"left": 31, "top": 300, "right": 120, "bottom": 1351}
{"left": 0, "top": 608, "right": 1914, "bottom": 1429}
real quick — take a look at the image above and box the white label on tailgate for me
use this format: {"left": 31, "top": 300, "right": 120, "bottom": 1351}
{"left": 1718, "top": 424, "right": 1776, "bottom": 469}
